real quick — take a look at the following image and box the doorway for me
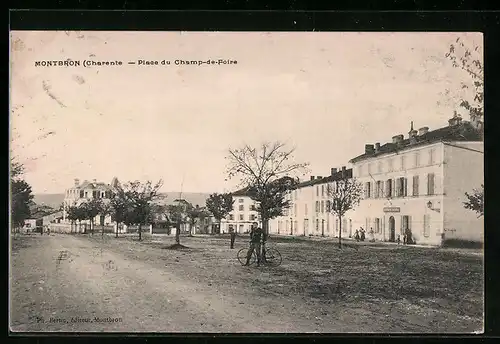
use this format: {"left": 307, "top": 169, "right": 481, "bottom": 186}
{"left": 389, "top": 216, "right": 396, "bottom": 242}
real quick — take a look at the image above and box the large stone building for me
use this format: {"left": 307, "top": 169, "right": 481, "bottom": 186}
{"left": 268, "top": 167, "right": 355, "bottom": 238}
{"left": 221, "top": 188, "right": 260, "bottom": 234}
{"left": 62, "top": 177, "right": 118, "bottom": 227}
{"left": 348, "top": 116, "right": 483, "bottom": 245}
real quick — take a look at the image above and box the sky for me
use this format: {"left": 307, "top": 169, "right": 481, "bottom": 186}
{"left": 10, "top": 31, "right": 483, "bottom": 194}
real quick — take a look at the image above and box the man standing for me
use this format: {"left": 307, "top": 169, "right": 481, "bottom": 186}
{"left": 244, "top": 222, "right": 263, "bottom": 267}
{"left": 229, "top": 226, "right": 236, "bottom": 249}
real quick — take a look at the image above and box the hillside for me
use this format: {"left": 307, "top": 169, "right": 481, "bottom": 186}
{"left": 33, "top": 192, "right": 212, "bottom": 208}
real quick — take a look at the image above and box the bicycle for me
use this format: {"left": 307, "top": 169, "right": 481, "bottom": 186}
{"left": 237, "top": 241, "right": 282, "bottom": 267}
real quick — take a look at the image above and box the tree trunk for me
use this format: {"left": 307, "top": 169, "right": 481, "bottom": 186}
{"left": 338, "top": 216, "right": 342, "bottom": 249}
{"left": 175, "top": 223, "right": 180, "bottom": 244}
{"left": 115, "top": 222, "right": 119, "bottom": 238}
{"left": 138, "top": 223, "right": 142, "bottom": 241}
{"left": 262, "top": 218, "right": 269, "bottom": 262}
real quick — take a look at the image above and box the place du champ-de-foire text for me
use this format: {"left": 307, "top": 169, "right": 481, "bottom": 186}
{"left": 34, "top": 58, "right": 238, "bottom": 68}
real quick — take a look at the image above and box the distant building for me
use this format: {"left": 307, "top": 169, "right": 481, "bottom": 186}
{"left": 348, "top": 116, "right": 483, "bottom": 245}
{"left": 62, "top": 177, "right": 118, "bottom": 226}
{"left": 269, "top": 167, "right": 355, "bottom": 238}
{"left": 221, "top": 188, "right": 260, "bottom": 234}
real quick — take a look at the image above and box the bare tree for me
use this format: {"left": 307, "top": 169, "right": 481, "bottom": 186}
{"left": 226, "top": 141, "right": 309, "bottom": 245}
{"left": 326, "top": 172, "right": 363, "bottom": 249}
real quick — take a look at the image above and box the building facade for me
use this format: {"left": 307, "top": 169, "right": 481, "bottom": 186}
{"left": 62, "top": 177, "right": 116, "bottom": 226}
{"left": 349, "top": 117, "right": 483, "bottom": 245}
{"left": 268, "top": 167, "right": 355, "bottom": 238}
{"left": 221, "top": 189, "right": 260, "bottom": 234}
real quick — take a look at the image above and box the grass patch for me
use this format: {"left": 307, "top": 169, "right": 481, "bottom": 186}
{"left": 442, "top": 239, "right": 483, "bottom": 249}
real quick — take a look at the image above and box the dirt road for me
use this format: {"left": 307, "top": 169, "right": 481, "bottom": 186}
{"left": 10, "top": 233, "right": 482, "bottom": 333}
{"left": 10, "top": 234, "right": 350, "bottom": 332}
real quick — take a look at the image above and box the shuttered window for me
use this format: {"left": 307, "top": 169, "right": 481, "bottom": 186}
{"left": 427, "top": 173, "right": 435, "bottom": 196}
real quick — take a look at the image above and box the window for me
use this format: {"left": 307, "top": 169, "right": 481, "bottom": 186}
{"left": 427, "top": 173, "right": 435, "bottom": 195}
{"left": 414, "top": 152, "right": 420, "bottom": 167}
{"left": 229, "top": 214, "right": 234, "bottom": 221}
{"left": 326, "top": 200, "right": 331, "bottom": 212}
{"left": 396, "top": 177, "right": 407, "bottom": 197}
{"left": 401, "top": 156, "right": 406, "bottom": 170}
{"left": 239, "top": 214, "right": 244, "bottom": 221}
{"left": 377, "top": 161, "right": 383, "bottom": 174}
{"left": 84, "top": 191, "right": 88, "bottom": 198}
{"left": 412, "top": 175, "right": 419, "bottom": 196}
{"left": 365, "top": 182, "right": 372, "bottom": 198}
{"left": 429, "top": 148, "right": 435, "bottom": 165}
{"left": 375, "top": 218, "right": 381, "bottom": 233}
{"left": 385, "top": 179, "right": 393, "bottom": 198}
{"left": 249, "top": 214, "right": 256, "bottom": 221}
{"left": 315, "top": 201, "right": 320, "bottom": 213}
{"left": 376, "top": 181, "right": 383, "bottom": 198}
{"left": 388, "top": 158, "right": 394, "bottom": 172}
{"left": 250, "top": 204, "right": 256, "bottom": 211}
{"left": 320, "top": 201, "right": 324, "bottom": 213}
{"left": 316, "top": 186, "right": 319, "bottom": 197}
{"left": 423, "top": 214, "right": 430, "bottom": 237}
{"left": 239, "top": 205, "right": 244, "bottom": 211}
{"left": 239, "top": 198, "right": 244, "bottom": 203}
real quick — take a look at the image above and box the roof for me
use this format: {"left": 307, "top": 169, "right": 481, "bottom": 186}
{"left": 349, "top": 121, "right": 482, "bottom": 164}
{"left": 230, "top": 170, "right": 353, "bottom": 196}
{"left": 76, "top": 180, "right": 112, "bottom": 190}
{"left": 296, "top": 169, "right": 353, "bottom": 188}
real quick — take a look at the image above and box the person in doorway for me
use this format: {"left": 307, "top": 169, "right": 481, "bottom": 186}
{"left": 229, "top": 226, "right": 236, "bottom": 249}
{"left": 244, "top": 222, "right": 263, "bottom": 267}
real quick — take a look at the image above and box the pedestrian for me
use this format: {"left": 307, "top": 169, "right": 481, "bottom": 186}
{"left": 369, "top": 227, "right": 375, "bottom": 242}
{"left": 360, "top": 228, "right": 365, "bottom": 242}
{"left": 244, "top": 222, "right": 263, "bottom": 267}
{"left": 229, "top": 226, "right": 236, "bottom": 249}
{"left": 397, "top": 234, "right": 401, "bottom": 245}
{"left": 354, "top": 229, "right": 360, "bottom": 242}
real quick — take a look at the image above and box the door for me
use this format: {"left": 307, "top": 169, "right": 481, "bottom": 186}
{"left": 389, "top": 216, "right": 396, "bottom": 242}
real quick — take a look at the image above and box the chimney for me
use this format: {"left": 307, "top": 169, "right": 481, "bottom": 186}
{"left": 310, "top": 176, "right": 315, "bottom": 181}
{"left": 448, "top": 111, "right": 462, "bottom": 126}
{"left": 408, "top": 121, "right": 418, "bottom": 138}
{"left": 418, "top": 127, "right": 429, "bottom": 136}
{"left": 365, "top": 144, "right": 375, "bottom": 155}
{"left": 392, "top": 134, "right": 404, "bottom": 144}
{"left": 74, "top": 178, "right": 80, "bottom": 187}
{"left": 374, "top": 142, "right": 380, "bottom": 152}
{"left": 331, "top": 168, "right": 338, "bottom": 175}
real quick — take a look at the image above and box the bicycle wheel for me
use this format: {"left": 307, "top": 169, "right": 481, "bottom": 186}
{"left": 237, "top": 248, "right": 256, "bottom": 266}
{"left": 264, "top": 248, "right": 282, "bottom": 267}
